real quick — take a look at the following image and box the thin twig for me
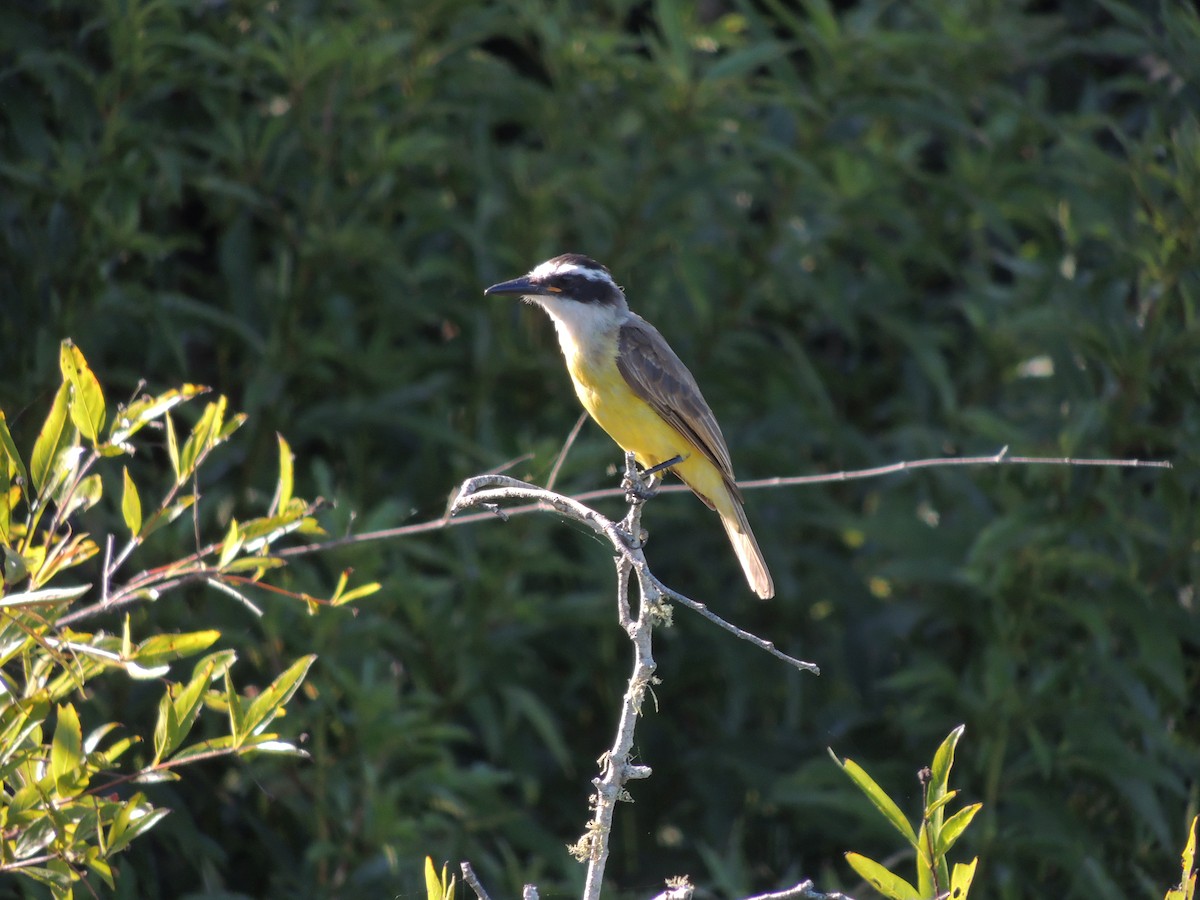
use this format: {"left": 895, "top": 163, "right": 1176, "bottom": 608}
{"left": 546, "top": 410, "right": 590, "bottom": 491}
{"left": 459, "top": 861, "right": 492, "bottom": 900}
{"left": 581, "top": 455, "right": 658, "bottom": 900}
{"left": 743, "top": 881, "right": 855, "bottom": 900}
{"left": 652, "top": 575, "right": 819, "bottom": 674}
{"left": 450, "top": 474, "right": 815, "bottom": 673}
{"left": 271, "top": 447, "right": 1170, "bottom": 560}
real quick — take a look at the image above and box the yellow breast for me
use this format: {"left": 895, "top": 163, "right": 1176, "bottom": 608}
{"left": 560, "top": 334, "right": 729, "bottom": 511}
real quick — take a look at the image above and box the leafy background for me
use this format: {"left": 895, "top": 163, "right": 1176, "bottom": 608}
{"left": 1, "top": 0, "right": 1197, "bottom": 897}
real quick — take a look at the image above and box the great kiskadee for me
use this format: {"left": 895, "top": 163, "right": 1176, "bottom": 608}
{"left": 485, "top": 253, "right": 774, "bottom": 599}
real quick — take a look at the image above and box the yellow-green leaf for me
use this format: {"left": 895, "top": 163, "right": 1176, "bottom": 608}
{"left": 243, "top": 654, "right": 316, "bottom": 737}
{"left": 61, "top": 472, "right": 103, "bottom": 518}
{"left": 106, "top": 800, "right": 170, "bottom": 856}
{"left": 165, "top": 411, "right": 180, "bottom": 482}
{"left": 179, "top": 397, "right": 226, "bottom": 478}
{"left": 51, "top": 703, "right": 83, "bottom": 786}
{"left": 832, "top": 752, "right": 918, "bottom": 846}
{"left": 60, "top": 339, "right": 107, "bottom": 444}
{"left": 1166, "top": 816, "right": 1198, "bottom": 900}
{"left": 135, "top": 630, "right": 221, "bottom": 668}
{"left": 218, "top": 518, "right": 243, "bottom": 569}
{"left": 152, "top": 691, "right": 178, "bottom": 765}
{"left": 844, "top": 852, "right": 921, "bottom": 900}
{"left": 122, "top": 467, "right": 142, "bottom": 536}
{"left": 0, "top": 409, "right": 30, "bottom": 491}
{"left": 332, "top": 580, "right": 382, "bottom": 607}
{"left": 30, "top": 382, "right": 75, "bottom": 494}
{"left": 109, "top": 384, "right": 210, "bottom": 445}
{"left": 936, "top": 802, "right": 982, "bottom": 857}
{"left": 928, "top": 724, "right": 966, "bottom": 807}
{"left": 272, "top": 434, "right": 293, "bottom": 515}
{"left": 951, "top": 857, "right": 978, "bottom": 899}
{"left": 425, "top": 856, "right": 451, "bottom": 900}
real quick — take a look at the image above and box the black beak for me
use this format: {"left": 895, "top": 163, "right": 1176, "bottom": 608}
{"left": 484, "top": 276, "right": 542, "bottom": 297}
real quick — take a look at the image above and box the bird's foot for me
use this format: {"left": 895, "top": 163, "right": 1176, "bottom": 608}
{"left": 623, "top": 455, "right": 681, "bottom": 502}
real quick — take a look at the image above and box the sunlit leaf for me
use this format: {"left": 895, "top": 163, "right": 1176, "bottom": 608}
{"left": 272, "top": 433, "right": 293, "bottom": 515}
{"left": 844, "top": 852, "right": 921, "bottom": 900}
{"left": 109, "top": 384, "right": 210, "bottom": 445}
{"left": 165, "top": 410, "right": 180, "bottom": 481}
{"left": 928, "top": 724, "right": 966, "bottom": 807}
{"left": 59, "top": 339, "right": 107, "bottom": 444}
{"left": 0, "top": 410, "right": 30, "bottom": 493}
{"left": 218, "top": 518, "right": 243, "bottom": 569}
{"left": 122, "top": 467, "right": 142, "bottom": 536}
{"left": 30, "top": 382, "right": 75, "bottom": 494}
{"left": 50, "top": 703, "right": 83, "bottom": 794}
{"left": 831, "top": 751, "right": 918, "bottom": 846}
{"left": 936, "top": 803, "right": 982, "bottom": 857}
{"left": 242, "top": 654, "right": 316, "bottom": 737}
{"left": 951, "top": 857, "right": 979, "bottom": 899}
{"left": 135, "top": 631, "right": 221, "bottom": 668}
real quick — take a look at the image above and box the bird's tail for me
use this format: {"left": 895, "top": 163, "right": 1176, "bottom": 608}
{"left": 719, "top": 501, "right": 774, "bottom": 600}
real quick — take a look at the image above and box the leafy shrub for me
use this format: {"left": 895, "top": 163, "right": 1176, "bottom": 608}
{"left": 1, "top": 0, "right": 1196, "bottom": 897}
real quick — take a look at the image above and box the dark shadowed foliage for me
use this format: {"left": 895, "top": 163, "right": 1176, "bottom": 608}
{"left": 1, "top": 0, "right": 1196, "bottom": 897}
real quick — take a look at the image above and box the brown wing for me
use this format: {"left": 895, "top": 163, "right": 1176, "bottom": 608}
{"left": 616, "top": 316, "right": 742, "bottom": 500}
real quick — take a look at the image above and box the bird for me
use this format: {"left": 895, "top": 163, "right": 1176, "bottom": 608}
{"left": 485, "top": 253, "right": 774, "bottom": 599}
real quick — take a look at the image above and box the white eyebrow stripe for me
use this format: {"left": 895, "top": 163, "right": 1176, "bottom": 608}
{"left": 529, "top": 259, "right": 614, "bottom": 283}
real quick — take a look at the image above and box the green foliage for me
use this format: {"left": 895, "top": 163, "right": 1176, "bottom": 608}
{"left": 1, "top": 0, "right": 1197, "bottom": 898}
{"left": 836, "top": 726, "right": 979, "bottom": 899}
{"left": 0, "top": 340, "right": 335, "bottom": 896}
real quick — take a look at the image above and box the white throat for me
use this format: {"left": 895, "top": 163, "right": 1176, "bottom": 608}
{"left": 527, "top": 295, "right": 629, "bottom": 361}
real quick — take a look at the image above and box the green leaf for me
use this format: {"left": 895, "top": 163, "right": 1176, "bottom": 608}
{"left": 179, "top": 396, "right": 226, "bottom": 478}
{"left": 106, "top": 799, "right": 170, "bottom": 856}
{"left": 226, "top": 669, "right": 246, "bottom": 743}
{"left": 165, "top": 657, "right": 221, "bottom": 756}
{"left": 135, "top": 630, "right": 221, "bottom": 668}
{"left": 218, "top": 518, "right": 243, "bottom": 569}
{"left": 272, "top": 433, "right": 293, "bottom": 515}
{"left": 165, "top": 733, "right": 237, "bottom": 765}
{"left": 50, "top": 703, "right": 83, "bottom": 790}
{"left": 61, "top": 472, "right": 103, "bottom": 518}
{"left": 0, "top": 584, "right": 90, "bottom": 608}
{"left": 242, "top": 654, "right": 316, "bottom": 737}
{"left": 60, "top": 339, "right": 107, "bottom": 444}
{"left": 331, "top": 579, "right": 382, "bottom": 607}
{"left": 951, "top": 857, "right": 979, "bottom": 899}
{"left": 85, "top": 847, "right": 115, "bottom": 889}
{"left": 152, "top": 691, "right": 178, "bottom": 765}
{"left": 0, "top": 409, "right": 30, "bottom": 492}
{"left": 928, "top": 724, "right": 966, "bottom": 808}
{"left": 109, "top": 384, "right": 209, "bottom": 445}
{"left": 30, "top": 382, "right": 75, "bottom": 494}
{"left": 832, "top": 751, "right": 918, "bottom": 846}
{"left": 121, "top": 467, "right": 142, "bottom": 536}
{"left": 165, "top": 411, "right": 180, "bottom": 481}
{"left": 844, "top": 852, "right": 921, "bottom": 900}
{"left": 936, "top": 803, "right": 982, "bottom": 857}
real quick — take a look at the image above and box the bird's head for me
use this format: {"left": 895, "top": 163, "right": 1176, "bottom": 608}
{"left": 484, "top": 254, "right": 628, "bottom": 312}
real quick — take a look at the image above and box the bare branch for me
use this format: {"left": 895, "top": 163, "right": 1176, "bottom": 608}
{"left": 450, "top": 471, "right": 815, "bottom": 673}
{"left": 272, "top": 447, "right": 1170, "bottom": 560}
{"left": 743, "top": 880, "right": 855, "bottom": 900}
{"left": 460, "top": 861, "right": 493, "bottom": 900}
{"left": 547, "top": 410, "right": 590, "bottom": 491}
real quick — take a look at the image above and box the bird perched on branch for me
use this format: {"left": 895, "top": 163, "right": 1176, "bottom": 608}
{"left": 485, "top": 253, "right": 774, "bottom": 599}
